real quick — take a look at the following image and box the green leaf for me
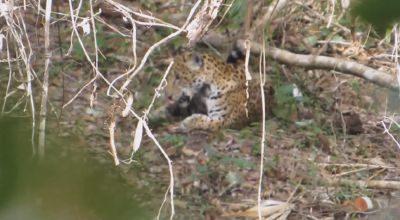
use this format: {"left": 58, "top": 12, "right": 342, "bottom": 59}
{"left": 225, "top": 171, "right": 242, "bottom": 185}
{"left": 220, "top": 157, "right": 254, "bottom": 169}
{"left": 331, "top": 35, "right": 345, "bottom": 42}
{"left": 320, "top": 27, "right": 331, "bottom": 37}
{"left": 196, "top": 164, "right": 210, "bottom": 174}
{"left": 204, "top": 144, "right": 219, "bottom": 158}
{"left": 304, "top": 36, "right": 318, "bottom": 47}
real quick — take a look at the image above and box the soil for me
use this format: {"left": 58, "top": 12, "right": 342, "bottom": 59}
{"left": 1, "top": 1, "right": 400, "bottom": 219}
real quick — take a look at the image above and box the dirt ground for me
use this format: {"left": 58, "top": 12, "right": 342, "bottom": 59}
{"left": 59, "top": 78, "right": 400, "bottom": 219}
{"left": 2, "top": 1, "right": 400, "bottom": 219}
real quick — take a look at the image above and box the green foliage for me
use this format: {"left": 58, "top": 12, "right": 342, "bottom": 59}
{"left": 48, "top": 61, "right": 63, "bottom": 77}
{"left": 350, "top": 79, "right": 361, "bottom": 94}
{"left": 333, "top": 181, "right": 371, "bottom": 204}
{"left": 293, "top": 136, "right": 309, "bottom": 149}
{"left": 226, "top": 0, "right": 245, "bottom": 20}
{"left": 276, "top": 84, "right": 297, "bottom": 103}
{"left": 238, "top": 127, "right": 254, "bottom": 139}
{"left": 72, "top": 41, "right": 86, "bottom": 61}
{"left": 351, "top": 0, "right": 400, "bottom": 34}
{"left": 203, "top": 144, "right": 254, "bottom": 169}
{"left": 320, "top": 27, "right": 331, "bottom": 38}
{"left": 203, "top": 144, "right": 219, "bottom": 158}
{"left": 95, "top": 25, "right": 107, "bottom": 49}
{"left": 224, "top": 0, "right": 246, "bottom": 29}
{"left": 67, "top": 23, "right": 131, "bottom": 66}
{"left": 147, "top": 70, "right": 161, "bottom": 86}
{"left": 334, "top": 190, "right": 354, "bottom": 203}
{"left": 0, "top": 117, "right": 152, "bottom": 219}
{"left": 264, "top": 155, "right": 280, "bottom": 174}
{"left": 300, "top": 28, "right": 345, "bottom": 52}
{"left": 272, "top": 83, "right": 298, "bottom": 121}
{"left": 251, "top": 141, "right": 261, "bottom": 156}
{"left": 225, "top": 171, "right": 242, "bottom": 185}
{"left": 196, "top": 164, "right": 211, "bottom": 175}
{"left": 138, "top": 0, "right": 156, "bottom": 10}
{"left": 305, "top": 160, "right": 319, "bottom": 181}
{"left": 161, "top": 134, "right": 186, "bottom": 147}
{"left": 331, "top": 35, "right": 345, "bottom": 43}
{"left": 304, "top": 35, "right": 318, "bottom": 47}
{"left": 220, "top": 156, "right": 254, "bottom": 169}
{"left": 297, "top": 121, "right": 322, "bottom": 134}
{"left": 170, "top": 37, "right": 185, "bottom": 50}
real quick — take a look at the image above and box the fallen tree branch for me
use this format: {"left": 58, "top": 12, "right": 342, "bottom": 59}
{"left": 236, "top": 39, "right": 399, "bottom": 90}
{"left": 327, "top": 179, "right": 400, "bottom": 190}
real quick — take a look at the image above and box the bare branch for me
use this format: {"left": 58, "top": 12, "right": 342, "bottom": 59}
{"left": 118, "top": 0, "right": 202, "bottom": 93}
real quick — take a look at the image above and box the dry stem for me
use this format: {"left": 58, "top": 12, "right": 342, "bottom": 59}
{"left": 257, "top": 39, "right": 267, "bottom": 220}
{"left": 117, "top": 0, "right": 202, "bottom": 93}
{"left": 38, "top": 0, "right": 53, "bottom": 157}
{"left": 108, "top": 118, "right": 120, "bottom": 166}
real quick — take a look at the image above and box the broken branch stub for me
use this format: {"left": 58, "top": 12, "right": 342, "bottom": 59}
{"left": 185, "top": 0, "right": 223, "bottom": 46}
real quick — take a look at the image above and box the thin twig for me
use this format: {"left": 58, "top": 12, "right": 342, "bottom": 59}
{"left": 143, "top": 61, "right": 174, "bottom": 120}
{"left": 38, "top": 0, "right": 53, "bottom": 157}
{"left": 381, "top": 117, "right": 400, "bottom": 150}
{"left": 89, "top": 0, "right": 99, "bottom": 108}
{"left": 143, "top": 122, "right": 175, "bottom": 220}
{"left": 117, "top": 0, "right": 202, "bottom": 93}
{"left": 1, "top": 34, "right": 13, "bottom": 113}
{"left": 4, "top": 2, "right": 37, "bottom": 155}
{"left": 108, "top": 117, "right": 120, "bottom": 166}
{"left": 318, "top": 163, "right": 394, "bottom": 169}
{"left": 333, "top": 166, "right": 386, "bottom": 178}
{"left": 257, "top": 38, "right": 267, "bottom": 220}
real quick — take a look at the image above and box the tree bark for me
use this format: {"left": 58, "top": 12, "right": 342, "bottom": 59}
{"left": 236, "top": 39, "right": 399, "bottom": 90}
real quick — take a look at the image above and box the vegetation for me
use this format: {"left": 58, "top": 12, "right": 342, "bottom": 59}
{"left": 1, "top": 0, "right": 400, "bottom": 219}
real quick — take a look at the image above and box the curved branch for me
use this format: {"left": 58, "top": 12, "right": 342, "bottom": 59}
{"left": 237, "top": 39, "right": 399, "bottom": 90}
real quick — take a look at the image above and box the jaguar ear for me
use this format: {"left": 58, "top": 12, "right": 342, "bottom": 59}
{"left": 187, "top": 52, "right": 203, "bottom": 71}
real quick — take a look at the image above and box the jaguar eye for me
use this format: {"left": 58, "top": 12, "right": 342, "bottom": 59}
{"left": 178, "top": 95, "right": 190, "bottom": 103}
{"left": 192, "top": 53, "right": 203, "bottom": 67}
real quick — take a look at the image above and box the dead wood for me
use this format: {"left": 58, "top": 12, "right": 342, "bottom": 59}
{"left": 200, "top": 32, "right": 398, "bottom": 90}
{"left": 236, "top": 39, "right": 399, "bottom": 90}
{"left": 327, "top": 179, "right": 400, "bottom": 190}
{"left": 186, "top": 0, "right": 223, "bottom": 46}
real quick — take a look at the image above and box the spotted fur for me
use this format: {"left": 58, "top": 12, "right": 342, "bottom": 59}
{"left": 165, "top": 51, "right": 274, "bottom": 131}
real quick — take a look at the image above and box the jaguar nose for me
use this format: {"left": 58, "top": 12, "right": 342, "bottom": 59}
{"left": 167, "top": 95, "right": 174, "bottom": 104}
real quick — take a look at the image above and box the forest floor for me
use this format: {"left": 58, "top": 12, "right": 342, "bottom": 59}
{"left": 2, "top": 1, "right": 400, "bottom": 219}
{"left": 57, "top": 67, "right": 400, "bottom": 219}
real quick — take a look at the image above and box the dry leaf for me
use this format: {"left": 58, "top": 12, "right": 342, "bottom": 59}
{"left": 223, "top": 200, "right": 293, "bottom": 219}
{"left": 122, "top": 93, "right": 134, "bottom": 117}
{"left": 132, "top": 119, "right": 143, "bottom": 153}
